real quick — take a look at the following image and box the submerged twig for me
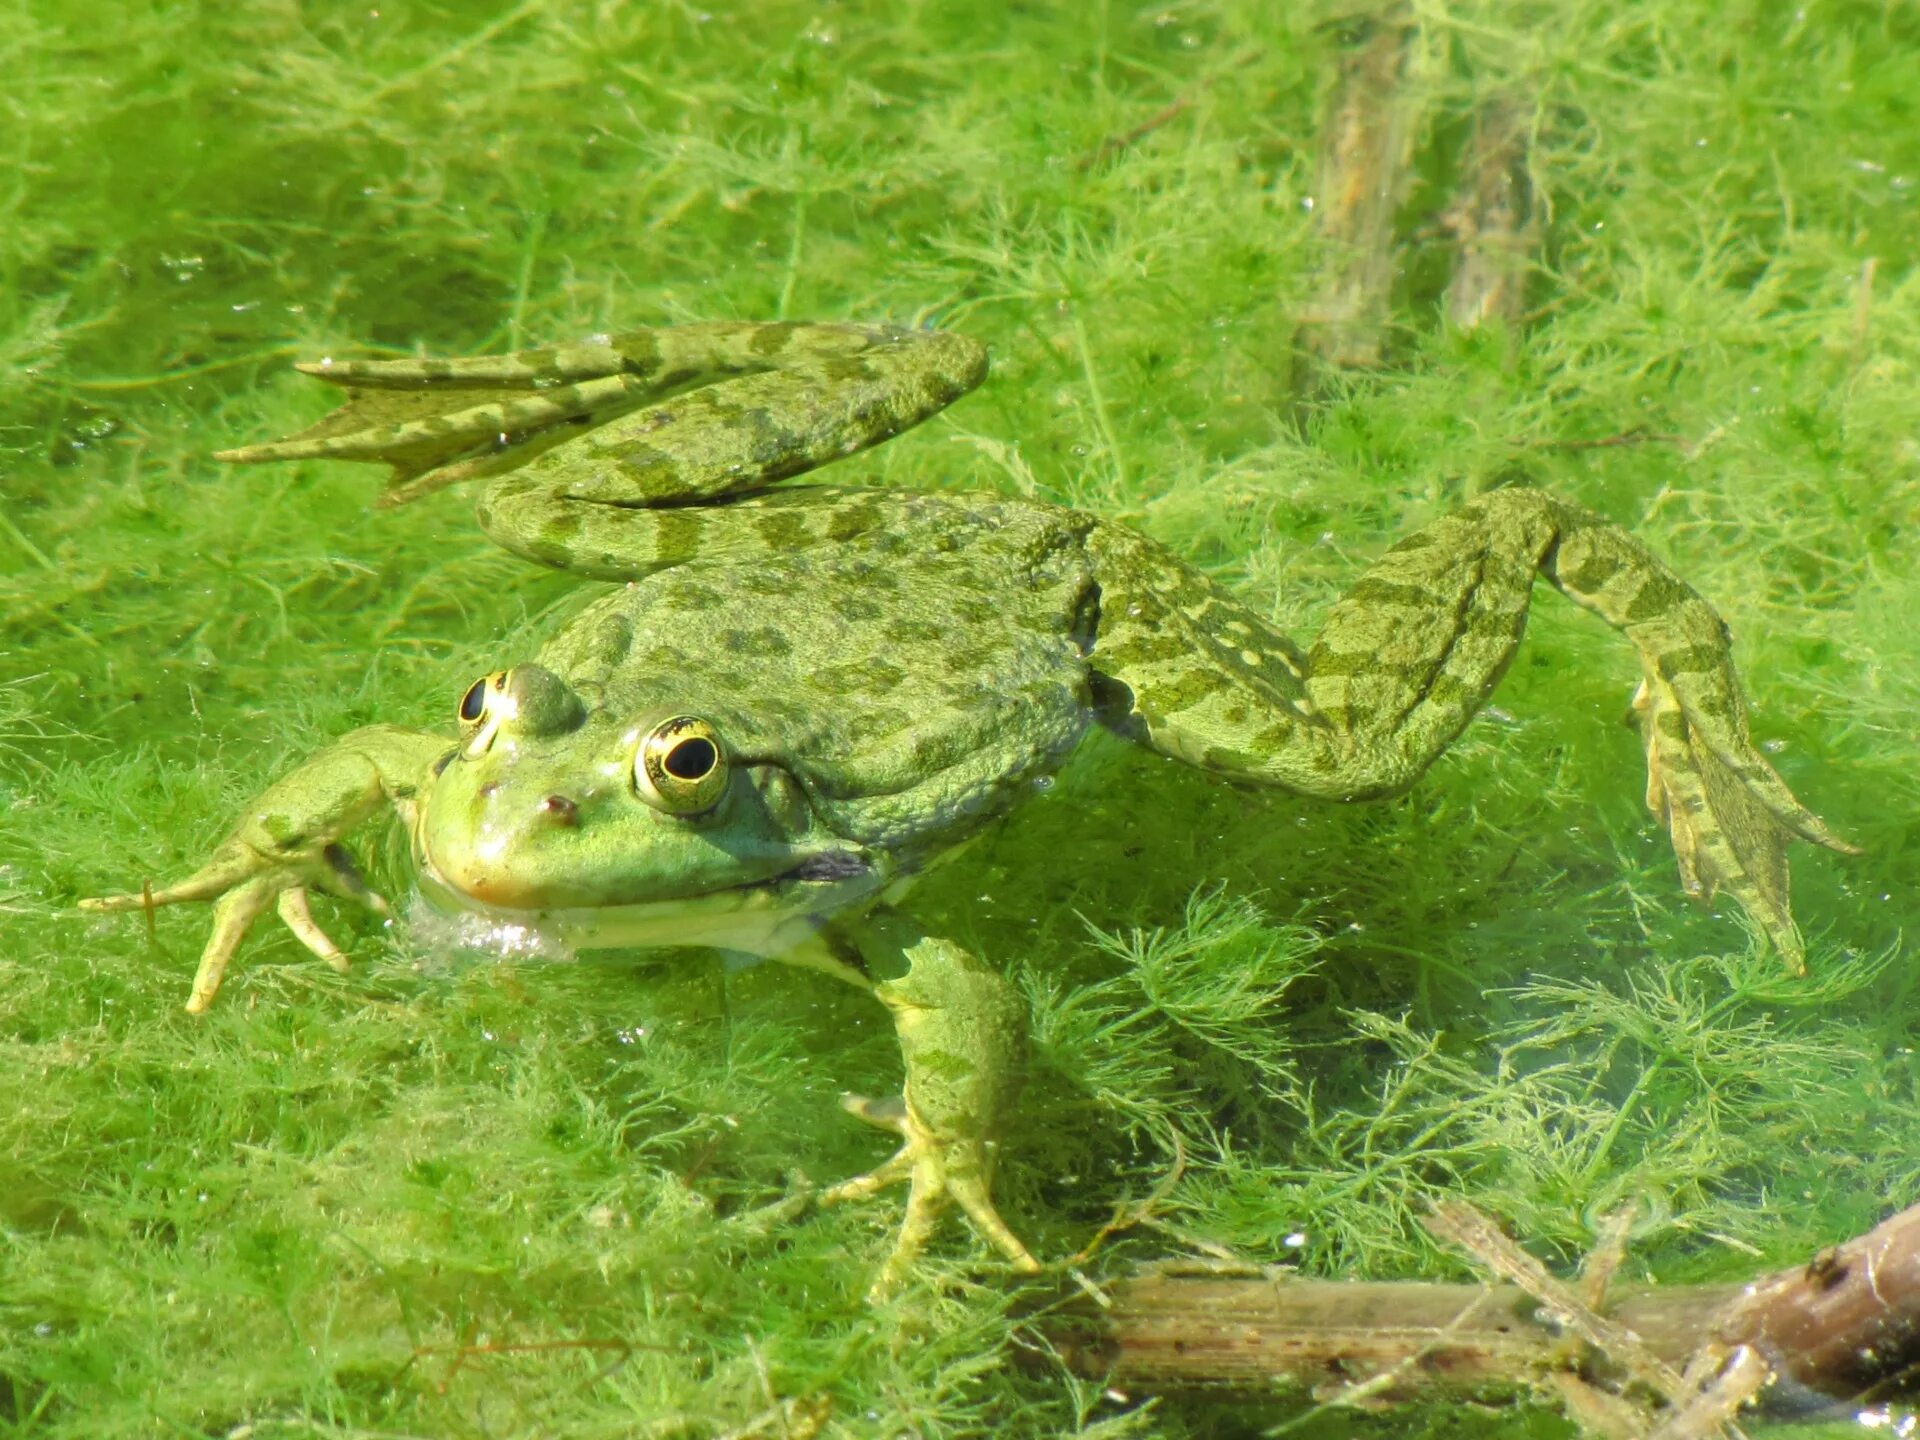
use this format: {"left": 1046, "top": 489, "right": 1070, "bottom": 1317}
{"left": 1299, "top": 5, "right": 1420, "bottom": 368}
{"left": 1043, "top": 1199, "right": 1920, "bottom": 1430}
{"left": 1650, "top": 1346, "right": 1770, "bottom": 1440}
{"left": 1077, "top": 47, "right": 1260, "bottom": 170}
{"left": 1710, "top": 1199, "right": 1920, "bottom": 1406}
{"left": 1079, "top": 97, "right": 1193, "bottom": 171}
{"left": 1580, "top": 1201, "right": 1639, "bottom": 1311}
{"left": 1505, "top": 427, "right": 1688, "bottom": 453}
{"left": 1441, "top": 95, "right": 1538, "bottom": 332}
{"left": 1425, "top": 1200, "right": 1689, "bottom": 1406}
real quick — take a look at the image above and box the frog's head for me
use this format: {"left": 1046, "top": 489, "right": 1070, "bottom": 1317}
{"left": 413, "top": 663, "right": 880, "bottom": 944}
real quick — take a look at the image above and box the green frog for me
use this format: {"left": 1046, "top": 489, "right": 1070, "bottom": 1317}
{"left": 81, "top": 321, "right": 1850, "bottom": 1297}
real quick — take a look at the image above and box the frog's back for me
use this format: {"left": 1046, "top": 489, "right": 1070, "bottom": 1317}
{"left": 539, "top": 487, "right": 1102, "bottom": 854}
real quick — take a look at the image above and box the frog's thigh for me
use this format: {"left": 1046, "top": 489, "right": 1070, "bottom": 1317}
{"left": 1087, "top": 489, "right": 1762, "bottom": 801}
{"left": 1086, "top": 501, "right": 1550, "bottom": 797}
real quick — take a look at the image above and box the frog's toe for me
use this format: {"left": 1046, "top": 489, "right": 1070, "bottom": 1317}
{"left": 216, "top": 353, "right": 650, "bottom": 507}
{"left": 187, "top": 875, "right": 283, "bottom": 1013}
{"left": 79, "top": 846, "right": 267, "bottom": 914}
{"left": 823, "top": 1092, "right": 1040, "bottom": 1301}
{"left": 309, "top": 842, "right": 390, "bottom": 916}
{"left": 821, "top": 1096, "right": 915, "bottom": 1210}
{"left": 837, "top": 1092, "right": 911, "bottom": 1140}
{"left": 188, "top": 871, "right": 376, "bottom": 1012}
{"left": 276, "top": 888, "right": 352, "bottom": 974}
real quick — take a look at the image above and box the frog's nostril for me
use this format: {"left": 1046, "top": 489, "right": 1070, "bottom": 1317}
{"left": 539, "top": 794, "right": 579, "bottom": 826}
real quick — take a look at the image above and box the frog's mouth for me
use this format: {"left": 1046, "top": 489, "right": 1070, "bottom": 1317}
{"left": 776, "top": 850, "right": 872, "bottom": 884}
{"left": 412, "top": 845, "right": 888, "bottom": 959}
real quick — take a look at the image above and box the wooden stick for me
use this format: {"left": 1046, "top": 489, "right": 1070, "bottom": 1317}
{"left": 1299, "top": 5, "right": 1419, "bottom": 368}
{"left": 1442, "top": 96, "right": 1537, "bottom": 332}
{"left": 1041, "top": 1201, "right": 1920, "bottom": 1420}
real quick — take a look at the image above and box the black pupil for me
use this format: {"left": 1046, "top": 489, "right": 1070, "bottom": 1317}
{"left": 664, "top": 737, "right": 717, "bottom": 781}
{"left": 459, "top": 679, "right": 487, "bottom": 723}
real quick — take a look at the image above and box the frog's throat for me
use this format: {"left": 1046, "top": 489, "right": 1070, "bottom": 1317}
{"left": 411, "top": 853, "right": 893, "bottom": 958}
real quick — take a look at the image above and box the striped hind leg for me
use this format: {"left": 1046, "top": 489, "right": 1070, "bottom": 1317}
{"left": 1085, "top": 489, "right": 1851, "bottom": 968}
{"left": 216, "top": 321, "right": 982, "bottom": 506}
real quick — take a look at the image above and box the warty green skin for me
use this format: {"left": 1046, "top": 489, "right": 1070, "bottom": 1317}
{"left": 82, "top": 321, "right": 1853, "bottom": 1297}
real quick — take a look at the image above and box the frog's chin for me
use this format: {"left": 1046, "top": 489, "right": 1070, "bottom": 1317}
{"left": 411, "top": 853, "right": 891, "bottom": 960}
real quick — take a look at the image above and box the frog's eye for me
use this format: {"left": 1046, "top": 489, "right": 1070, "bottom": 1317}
{"left": 458, "top": 678, "right": 487, "bottom": 725}
{"left": 633, "top": 716, "right": 728, "bottom": 815}
{"left": 457, "top": 672, "right": 508, "bottom": 727}
{"left": 458, "top": 671, "right": 509, "bottom": 754}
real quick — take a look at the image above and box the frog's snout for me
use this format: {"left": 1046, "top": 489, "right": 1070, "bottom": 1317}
{"left": 417, "top": 768, "right": 604, "bottom": 907}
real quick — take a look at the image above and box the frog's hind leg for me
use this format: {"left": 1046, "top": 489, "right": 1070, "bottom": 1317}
{"left": 216, "top": 322, "right": 982, "bottom": 508}
{"left": 1085, "top": 489, "right": 1853, "bottom": 969}
{"left": 470, "top": 324, "right": 987, "bottom": 580}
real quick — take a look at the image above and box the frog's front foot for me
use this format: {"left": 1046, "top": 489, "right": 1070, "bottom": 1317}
{"left": 81, "top": 838, "right": 392, "bottom": 1013}
{"left": 78, "top": 725, "right": 444, "bottom": 1012}
{"left": 823, "top": 1091, "right": 1040, "bottom": 1301}
{"left": 808, "top": 928, "right": 1041, "bottom": 1300}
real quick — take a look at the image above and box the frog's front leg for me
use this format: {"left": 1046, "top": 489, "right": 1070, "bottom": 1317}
{"left": 787, "top": 915, "right": 1040, "bottom": 1300}
{"left": 1086, "top": 489, "right": 1855, "bottom": 969}
{"left": 80, "top": 726, "right": 447, "bottom": 1012}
